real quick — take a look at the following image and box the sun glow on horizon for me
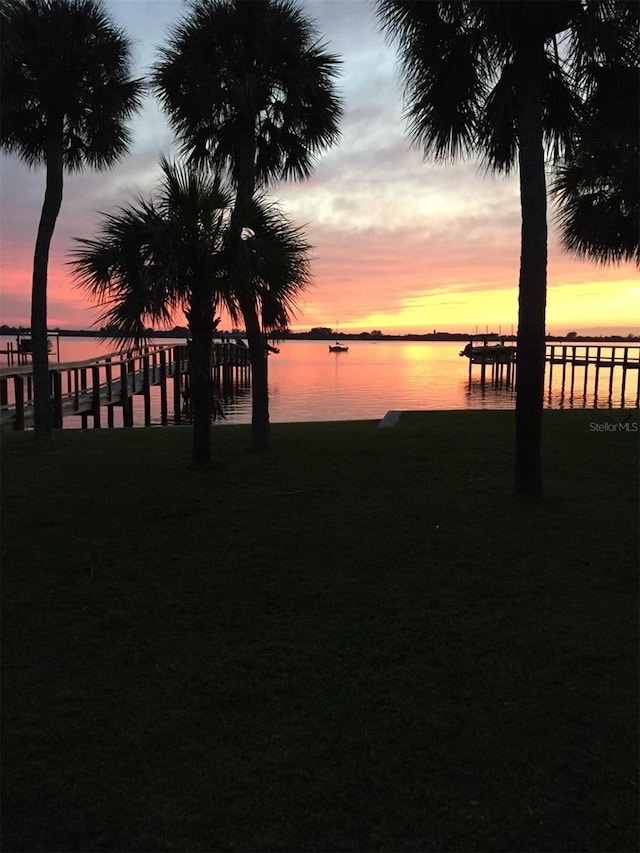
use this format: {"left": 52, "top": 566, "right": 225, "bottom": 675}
{"left": 0, "top": 0, "right": 638, "bottom": 341}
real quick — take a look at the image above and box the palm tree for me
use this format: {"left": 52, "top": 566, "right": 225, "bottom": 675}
{"left": 151, "top": 0, "right": 342, "bottom": 450}
{"left": 70, "top": 158, "right": 311, "bottom": 468}
{"left": 377, "top": 0, "right": 638, "bottom": 497}
{"left": 552, "top": 64, "right": 640, "bottom": 267}
{"left": 0, "top": 0, "right": 143, "bottom": 439}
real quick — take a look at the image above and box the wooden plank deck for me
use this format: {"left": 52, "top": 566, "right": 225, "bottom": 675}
{"left": 0, "top": 342, "right": 250, "bottom": 430}
{"left": 0, "top": 362, "right": 183, "bottom": 430}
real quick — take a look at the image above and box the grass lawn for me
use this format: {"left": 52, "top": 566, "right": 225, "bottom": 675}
{"left": 1, "top": 410, "right": 638, "bottom": 852}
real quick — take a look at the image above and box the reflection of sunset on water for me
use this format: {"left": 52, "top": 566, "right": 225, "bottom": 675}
{"left": 399, "top": 345, "right": 441, "bottom": 362}
{"left": 268, "top": 340, "right": 478, "bottom": 423}
{"left": 2, "top": 336, "right": 636, "bottom": 428}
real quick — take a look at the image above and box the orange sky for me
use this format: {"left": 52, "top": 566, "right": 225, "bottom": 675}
{"left": 1, "top": 0, "right": 637, "bottom": 337}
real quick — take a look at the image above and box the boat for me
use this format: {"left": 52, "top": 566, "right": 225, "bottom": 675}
{"left": 17, "top": 338, "right": 53, "bottom": 354}
{"left": 329, "top": 321, "right": 349, "bottom": 352}
{"left": 16, "top": 332, "right": 54, "bottom": 355}
{"left": 459, "top": 340, "right": 515, "bottom": 363}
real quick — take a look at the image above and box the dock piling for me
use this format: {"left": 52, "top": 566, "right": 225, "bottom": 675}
{"left": 466, "top": 342, "right": 639, "bottom": 409}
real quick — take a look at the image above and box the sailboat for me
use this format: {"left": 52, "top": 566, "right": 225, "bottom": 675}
{"left": 328, "top": 322, "right": 349, "bottom": 353}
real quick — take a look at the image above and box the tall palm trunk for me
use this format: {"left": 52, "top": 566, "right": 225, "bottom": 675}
{"left": 514, "top": 44, "right": 548, "bottom": 498}
{"left": 31, "top": 133, "right": 64, "bottom": 440}
{"left": 239, "top": 294, "right": 269, "bottom": 450}
{"left": 232, "top": 128, "right": 270, "bottom": 450}
{"left": 186, "top": 294, "right": 215, "bottom": 467}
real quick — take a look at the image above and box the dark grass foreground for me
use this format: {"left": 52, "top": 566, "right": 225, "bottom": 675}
{"left": 2, "top": 410, "right": 638, "bottom": 853}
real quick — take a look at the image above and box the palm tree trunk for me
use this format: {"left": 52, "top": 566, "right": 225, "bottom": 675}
{"left": 247, "top": 318, "right": 269, "bottom": 450}
{"left": 239, "top": 295, "right": 269, "bottom": 450}
{"left": 231, "top": 130, "right": 270, "bottom": 450}
{"left": 514, "top": 45, "right": 548, "bottom": 498}
{"left": 31, "top": 135, "right": 64, "bottom": 440}
{"left": 186, "top": 299, "right": 215, "bottom": 468}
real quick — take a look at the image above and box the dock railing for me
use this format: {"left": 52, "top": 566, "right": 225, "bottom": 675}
{"left": 546, "top": 344, "right": 640, "bottom": 408}
{"left": 0, "top": 342, "right": 251, "bottom": 430}
{"left": 464, "top": 342, "right": 639, "bottom": 408}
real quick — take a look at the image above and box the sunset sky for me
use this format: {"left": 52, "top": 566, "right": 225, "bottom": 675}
{"left": 1, "top": 0, "right": 638, "bottom": 336}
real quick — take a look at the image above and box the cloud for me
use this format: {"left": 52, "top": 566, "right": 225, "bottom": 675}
{"left": 1, "top": 0, "right": 637, "bottom": 336}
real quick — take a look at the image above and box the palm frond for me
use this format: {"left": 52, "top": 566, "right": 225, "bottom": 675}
{"left": 70, "top": 159, "right": 236, "bottom": 341}
{"left": 232, "top": 194, "right": 313, "bottom": 331}
{"left": 0, "top": 0, "right": 144, "bottom": 170}
{"left": 564, "top": 0, "right": 639, "bottom": 94}
{"left": 151, "top": 0, "right": 342, "bottom": 188}
{"left": 551, "top": 62, "right": 639, "bottom": 266}
{"left": 70, "top": 155, "right": 311, "bottom": 340}
{"left": 477, "top": 61, "right": 518, "bottom": 173}
{"left": 378, "top": 1, "right": 495, "bottom": 163}
{"left": 71, "top": 206, "right": 184, "bottom": 344}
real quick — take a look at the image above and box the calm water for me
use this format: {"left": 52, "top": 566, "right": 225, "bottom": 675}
{"left": 1, "top": 335, "right": 637, "bottom": 428}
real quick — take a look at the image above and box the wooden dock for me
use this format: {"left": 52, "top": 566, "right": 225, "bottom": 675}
{"left": 0, "top": 341, "right": 251, "bottom": 431}
{"left": 0, "top": 330, "right": 61, "bottom": 366}
{"left": 546, "top": 344, "right": 640, "bottom": 407}
{"left": 463, "top": 342, "right": 516, "bottom": 386}
{"left": 466, "top": 342, "right": 640, "bottom": 407}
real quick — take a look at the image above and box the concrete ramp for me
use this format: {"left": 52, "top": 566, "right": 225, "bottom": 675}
{"left": 378, "top": 410, "right": 401, "bottom": 428}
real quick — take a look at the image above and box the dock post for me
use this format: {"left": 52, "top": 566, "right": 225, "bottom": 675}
{"left": 121, "top": 358, "right": 134, "bottom": 427}
{"left": 52, "top": 371, "right": 63, "bottom": 428}
{"left": 105, "top": 359, "right": 113, "bottom": 401}
{"left": 80, "top": 364, "right": 89, "bottom": 428}
{"left": 160, "top": 350, "right": 168, "bottom": 426}
{"left": 582, "top": 347, "right": 590, "bottom": 403}
{"left": 106, "top": 356, "right": 114, "bottom": 428}
{"left": 593, "top": 346, "right": 602, "bottom": 405}
{"left": 73, "top": 367, "right": 79, "bottom": 412}
{"left": 143, "top": 352, "right": 151, "bottom": 427}
{"left": 14, "top": 376, "right": 24, "bottom": 430}
{"left": 173, "top": 367, "right": 182, "bottom": 424}
{"left": 608, "top": 348, "right": 615, "bottom": 403}
{"left": 92, "top": 365, "right": 101, "bottom": 428}
{"left": 560, "top": 347, "right": 567, "bottom": 402}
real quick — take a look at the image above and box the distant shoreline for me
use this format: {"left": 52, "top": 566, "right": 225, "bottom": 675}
{"left": 1, "top": 325, "right": 638, "bottom": 344}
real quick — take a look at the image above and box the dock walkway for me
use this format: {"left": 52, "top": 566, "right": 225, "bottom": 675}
{"left": 0, "top": 342, "right": 250, "bottom": 430}
{"left": 546, "top": 344, "right": 639, "bottom": 407}
{"left": 465, "top": 342, "right": 639, "bottom": 407}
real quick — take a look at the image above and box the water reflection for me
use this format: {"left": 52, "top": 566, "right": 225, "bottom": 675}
{"left": 464, "top": 378, "right": 516, "bottom": 408}
{"left": 2, "top": 336, "right": 636, "bottom": 428}
{"left": 179, "top": 374, "right": 252, "bottom": 423}
{"left": 218, "top": 375, "right": 252, "bottom": 421}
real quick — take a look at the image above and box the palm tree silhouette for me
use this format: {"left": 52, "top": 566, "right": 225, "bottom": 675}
{"left": 70, "top": 158, "right": 311, "bottom": 468}
{"left": 152, "top": 0, "right": 342, "bottom": 449}
{"left": 552, "top": 64, "right": 639, "bottom": 267}
{"left": 377, "top": 0, "right": 638, "bottom": 497}
{"left": 0, "top": 0, "right": 143, "bottom": 439}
